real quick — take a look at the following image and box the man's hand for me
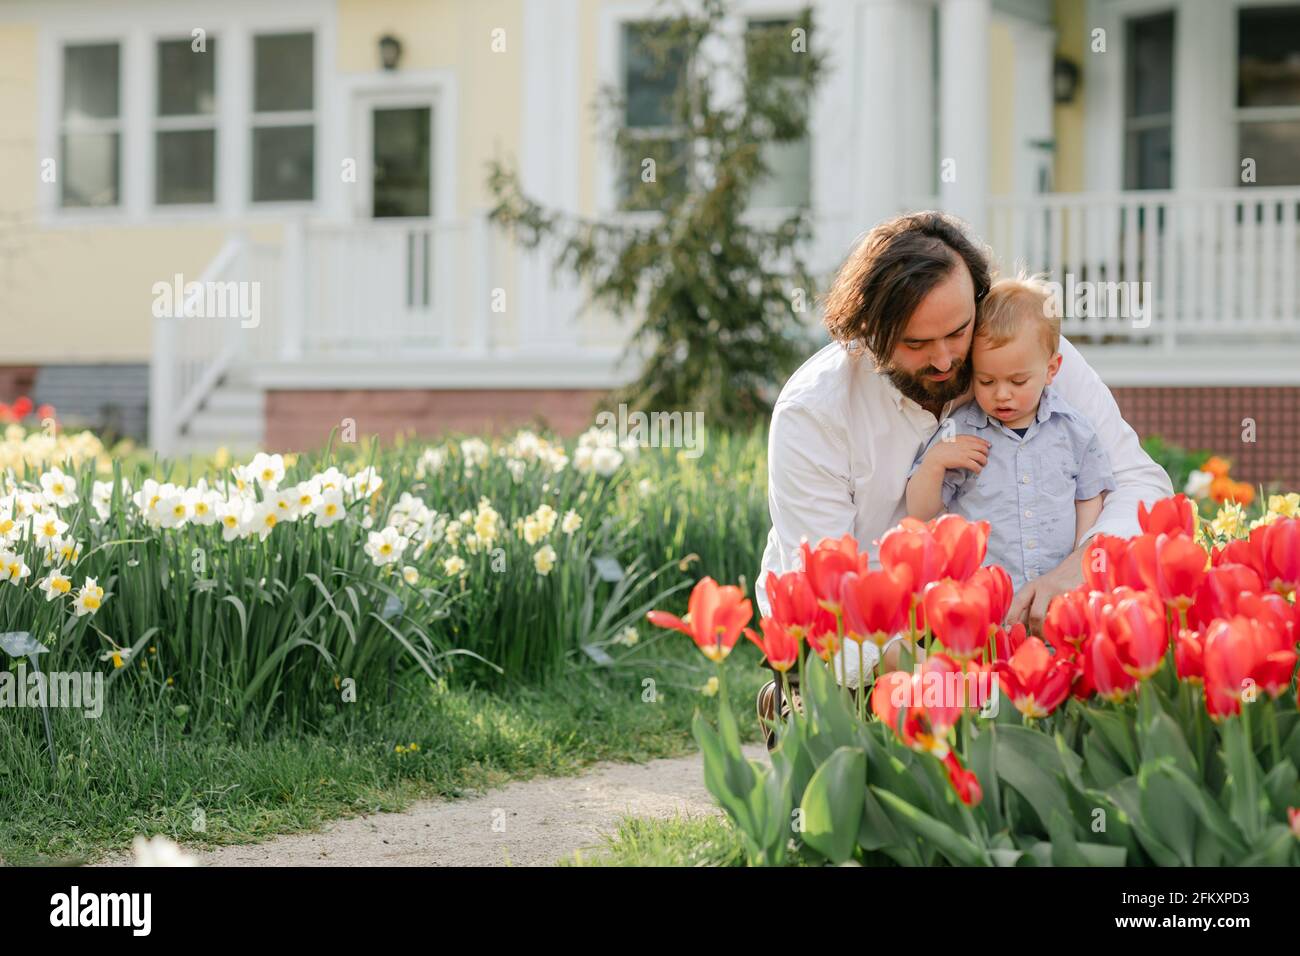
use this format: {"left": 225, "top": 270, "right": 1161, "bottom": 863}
{"left": 1007, "top": 541, "right": 1087, "bottom": 635}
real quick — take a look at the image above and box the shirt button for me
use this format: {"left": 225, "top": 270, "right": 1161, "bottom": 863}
{"left": 1022, "top": 475, "right": 1030, "bottom": 484}
{"left": 1026, "top": 539, "right": 1036, "bottom": 548}
{"left": 1024, "top": 509, "right": 1033, "bottom": 518}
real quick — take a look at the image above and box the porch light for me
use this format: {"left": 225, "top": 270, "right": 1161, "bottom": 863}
{"left": 1053, "top": 55, "right": 1080, "bottom": 105}
{"left": 379, "top": 34, "right": 403, "bottom": 71}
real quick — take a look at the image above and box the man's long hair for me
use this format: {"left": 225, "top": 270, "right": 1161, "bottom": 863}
{"left": 823, "top": 211, "right": 992, "bottom": 363}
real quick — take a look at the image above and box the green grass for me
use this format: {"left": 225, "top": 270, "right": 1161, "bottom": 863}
{"left": 564, "top": 814, "right": 750, "bottom": 867}
{"left": 0, "top": 645, "right": 768, "bottom": 865}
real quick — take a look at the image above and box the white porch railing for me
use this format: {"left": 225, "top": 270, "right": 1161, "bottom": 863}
{"left": 986, "top": 188, "right": 1300, "bottom": 346}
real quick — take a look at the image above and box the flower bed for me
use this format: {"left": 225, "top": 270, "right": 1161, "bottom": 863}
{"left": 650, "top": 495, "right": 1300, "bottom": 866}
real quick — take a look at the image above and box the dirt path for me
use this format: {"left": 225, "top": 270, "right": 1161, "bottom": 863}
{"left": 109, "top": 744, "right": 768, "bottom": 867}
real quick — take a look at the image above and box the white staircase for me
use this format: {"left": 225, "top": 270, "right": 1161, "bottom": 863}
{"left": 171, "top": 369, "right": 265, "bottom": 457}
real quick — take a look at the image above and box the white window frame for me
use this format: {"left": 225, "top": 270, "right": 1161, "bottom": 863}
{"left": 36, "top": 0, "right": 333, "bottom": 225}
{"left": 45, "top": 32, "right": 129, "bottom": 220}
{"left": 249, "top": 30, "right": 319, "bottom": 209}
{"left": 742, "top": 9, "right": 815, "bottom": 214}
{"left": 152, "top": 33, "right": 219, "bottom": 210}
{"left": 1233, "top": 0, "right": 1300, "bottom": 187}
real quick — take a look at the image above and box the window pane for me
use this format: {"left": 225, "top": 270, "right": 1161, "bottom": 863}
{"left": 254, "top": 33, "right": 314, "bottom": 112}
{"left": 752, "top": 138, "right": 812, "bottom": 208}
{"left": 1124, "top": 126, "right": 1172, "bottom": 190}
{"left": 746, "top": 18, "right": 809, "bottom": 80}
{"left": 158, "top": 38, "right": 216, "bottom": 116}
{"left": 1126, "top": 13, "right": 1174, "bottom": 118}
{"left": 252, "top": 125, "right": 314, "bottom": 201}
{"left": 1239, "top": 120, "right": 1300, "bottom": 185}
{"left": 1238, "top": 6, "right": 1300, "bottom": 108}
{"left": 373, "top": 107, "right": 431, "bottom": 218}
{"left": 156, "top": 130, "right": 215, "bottom": 204}
{"left": 623, "top": 22, "right": 685, "bottom": 128}
{"left": 63, "top": 44, "right": 119, "bottom": 121}
{"left": 61, "top": 131, "right": 119, "bottom": 207}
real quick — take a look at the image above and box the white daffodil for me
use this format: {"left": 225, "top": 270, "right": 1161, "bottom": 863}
{"left": 460, "top": 438, "right": 489, "bottom": 470}
{"left": 364, "top": 526, "right": 408, "bottom": 567}
{"left": 312, "top": 488, "right": 346, "bottom": 528}
{"left": 402, "top": 565, "right": 419, "bottom": 585}
{"left": 249, "top": 452, "right": 286, "bottom": 490}
{"left": 132, "top": 835, "right": 197, "bottom": 868}
{"left": 99, "top": 645, "right": 131, "bottom": 667}
{"left": 47, "top": 536, "right": 82, "bottom": 566}
{"left": 271, "top": 488, "right": 302, "bottom": 523}
{"left": 0, "top": 507, "right": 17, "bottom": 544}
{"left": 0, "top": 550, "right": 31, "bottom": 584}
{"left": 75, "top": 577, "right": 105, "bottom": 616}
{"left": 32, "top": 510, "right": 69, "bottom": 548}
{"left": 561, "top": 510, "right": 582, "bottom": 535}
{"left": 443, "top": 555, "right": 466, "bottom": 576}
{"left": 591, "top": 446, "right": 623, "bottom": 477}
{"left": 39, "top": 569, "right": 72, "bottom": 601}
{"left": 533, "top": 545, "right": 557, "bottom": 576}
{"left": 293, "top": 481, "right": 319, "bottom": 516}
{"left": 40, "top": 467, "right": 78, "bottom": 508}
{"left": 251, "top": 501, "right": 280, "bottom": 541}
{"left": 216, "top": 498, "right": 249, "bottom": 542}
{"left": 185, "top": 488, "right": 220, "bottom": 526}
{"left": 157, "top": 492, "right": 189, "bottom": 529}
{"left": 348, "top": 467, "right": 384, "bottom": 501}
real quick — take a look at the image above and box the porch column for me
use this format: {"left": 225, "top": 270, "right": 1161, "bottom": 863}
{"left": 518, "top": 0, "right": 581, "bottom": 352}
{"left": 938, "top": 0, "right": 991, "bottom": 235}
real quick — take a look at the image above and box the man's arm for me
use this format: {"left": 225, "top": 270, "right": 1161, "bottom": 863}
{"left": 1075, "top": 494, "right": 1105, "bottom": 548}
{"left": 758, "top": 399, "right": 857, "bottom": 615}
{"left": 1008, "top": 339, "right": 1173, "bottom": 632}
{"left": 1050, "top": 337, "right": 1173, "bottom": 540}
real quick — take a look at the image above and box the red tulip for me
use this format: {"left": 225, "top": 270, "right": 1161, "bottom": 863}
{"left": 923, "top": 579, "right": 992, "bottom": 661}
{"left": 1175, "top": 629, "right": 1205, "bottom": 684}
{"left": 1043, "top": 588, "right": 1091, "bottom": 654}
{"left": 1128, "top": 532, "right": 1208, "bottom": 613}
{"left": 1139, "top": 494, "right": 1197, "bottom": 537}
{"left": 941, "top": 751, "right": 983, "bottom": 807}
{"left": 878, "top": 518, "right": 947, "bottom": 593}
{"left": 11, "top": 395, "right": 32, "bottom": 418}
{"left": 995, "top": 621, "right": 1030, "bottom": 660}
{"left": 839, "top": 565, "right": 912, "bottom": 647}
{"left": 1192, "top": 563, "right": 1264, "bottom": 628}
{"left": 1103, "top": 589, "right": 1169, "bottom": 680}
{"left": 993, "top": 636, "right": 1076, "bottom": 718}
{"left": 1288, "top": 808, "right": 1300, "bottom": 840}
{"left": 870, "top": 656, "right": 963, "bottom": 756}
{"left": 34, "top": 403, "right": 55, "bottom": 421}
{"left": 1212, "top": 536, "right": 1266, "bottom": 579}
{"left": 647, "top": 577, "right": 752, "bottom": 663}
{"left": 970, "top": 565, "right": 1013, "bottom": 629}
{"left": 0, "top": 403, "right": 10, "bottom": 423}
{"left": 1258, "top": 517, "right": 1300, "bottom": 597}
{"left": 929, "top": 513, "right": 990, "bottom": 581}
{"left": 800, "top": 535, "right": 867, "bottom": 614}
{"left": 1081, "top": 631, "right": 1138, "bottom": 702}
{"left": 744, "top": 617, "right": 800, "bottom": 673}
{"left": 1203, "top": 616, "right": 1299, "bottom": 719}
{"left": 1081, "top": 534, "right": 1134, "bottom": 591}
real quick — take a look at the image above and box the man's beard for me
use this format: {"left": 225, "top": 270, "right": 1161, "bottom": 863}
{"left": 883, "top": 357, "right": 973, "bottom": 408}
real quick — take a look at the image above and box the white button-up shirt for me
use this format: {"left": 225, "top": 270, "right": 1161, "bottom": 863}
{"left": 757, "top": 337, "right": 1174, "bottom": 628}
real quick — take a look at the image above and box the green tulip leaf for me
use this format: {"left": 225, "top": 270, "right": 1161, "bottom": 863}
{"left": 872, "top": 786, "right": 991, "bottom": 866}
{"left": 800, "top": 746, "right": 867, "bottom": 864}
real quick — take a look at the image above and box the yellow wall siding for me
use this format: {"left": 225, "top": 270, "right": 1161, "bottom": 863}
{"left": 1053, "top": 0, "right": 1086, "bottom": 193}
{"left": 0, "top": 24, "right": 231, "bottom": 363}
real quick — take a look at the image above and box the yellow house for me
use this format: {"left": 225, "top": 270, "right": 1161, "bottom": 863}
{"left": 1, "top": 0, "right": 1298, "bottom": 481}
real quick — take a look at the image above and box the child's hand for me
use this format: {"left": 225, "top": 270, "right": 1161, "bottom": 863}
{"left": 922, "top": 435, "right": 990, "bottom": 475}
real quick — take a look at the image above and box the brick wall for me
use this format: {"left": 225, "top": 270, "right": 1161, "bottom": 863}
{"left": 1111, "top": 386, "right": 1300, "bottom": 488}
{"left": 0, "top": 366, "right": 38, "bottom": 401}
{"left": 264, "top": 388, "right": 606, "bottom": 451}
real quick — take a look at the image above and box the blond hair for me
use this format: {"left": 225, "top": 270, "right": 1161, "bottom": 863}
{"left": 975, "top": 274, "right": 1060, "bottom": 357}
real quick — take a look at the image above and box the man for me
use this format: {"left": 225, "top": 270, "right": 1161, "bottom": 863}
{"left": 755, "top": 212, "right": 1172, "bottom": 734}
